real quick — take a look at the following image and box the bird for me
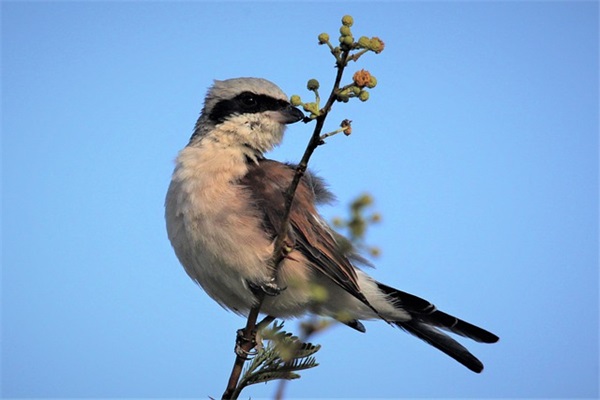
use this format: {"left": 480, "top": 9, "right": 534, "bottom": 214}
{"left": 165, "top": 77, "right": 499, "bottom": 373}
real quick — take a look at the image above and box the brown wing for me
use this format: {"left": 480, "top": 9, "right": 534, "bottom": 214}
{"left": 239, "top": 158, "right": 368, "bottom": 304}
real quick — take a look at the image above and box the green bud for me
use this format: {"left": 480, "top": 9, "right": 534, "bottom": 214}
{"left": 351, "top": 86, "right": 362, "bottom": 96}
{"left": 340, "top": 35, "right": 354, "bottom": 46}
{"left": 339, "top": 26, "right": 351, "bottom": 36}
{"left": 318, "top": 32, "right": 330, "bottom": 44}
{"left": 337, "top": 93, "right": 350, "bottom": 103}
{"left": 367, "top": 75, "right": 377, "bottom": 89}
{"left": 354, "top": 193, "right": 373, "bottom": 208}
{"left": 358, "top": 90, "right": 370, "bottom": 102}
{"left": 302, "top": 102, "right": 319, "bottom": 114}
{"left": 290, "top": 95, "right": 302, "bottom": 106}
{"left": 369, "top": 247, "right": 381, "bottom": 257}
{"left": 357, "top": 36, "right": 371, "bottom": 48}
{"left": 341, "top": 15, "right": 354, "bottom": 27}
{"left": 306, "top": 79, "right": 320, "bottom": 91}
{"left": 331, "top": 217, "right": 345, "bottom": 227}
{"left": 370, "top": 212, "right": 382, "bottom": 223}
{"left": 370, "top": 36, "right": 385, "bottom": 53}
{"left": 348, "top": 219, "right": 366, "bottom": 238}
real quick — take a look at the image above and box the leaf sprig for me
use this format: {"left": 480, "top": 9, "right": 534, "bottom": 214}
{"left": 231, "top": 322, "right": 320, "bottom": 397}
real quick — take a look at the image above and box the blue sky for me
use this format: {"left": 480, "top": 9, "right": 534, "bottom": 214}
{"left": 2, "top": 1, "right": 598, "bottom": 399}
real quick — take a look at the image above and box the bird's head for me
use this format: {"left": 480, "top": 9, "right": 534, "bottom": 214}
{"left": 190, "top": 77, "right": 305, "bottom": 156}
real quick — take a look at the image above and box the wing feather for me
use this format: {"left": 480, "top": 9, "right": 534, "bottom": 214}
{"left": 240, "top": 159, "right": 367, "bottom": 303}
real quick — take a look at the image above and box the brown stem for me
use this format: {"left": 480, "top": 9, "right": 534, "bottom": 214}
{"left": 221, "top": 48, "right": 351, "bottom": 399}
{"left": 222, "top": 313, "right": 276, "bottom": 399}
{"left": 270, "top": 50, "right": 350, "bottom": 268}
{"left": 221, "top": 297, "right": 263, "bottom": 400}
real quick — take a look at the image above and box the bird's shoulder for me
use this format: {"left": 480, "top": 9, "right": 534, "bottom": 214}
{"left": 239, "top": 158, "right": 335, "bottom": 206}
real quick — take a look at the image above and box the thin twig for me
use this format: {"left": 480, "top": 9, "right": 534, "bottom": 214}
{"left": 222, "top": 305, "right": 263, "bottom": 399}
{"left": 319, "top": 127, "right": 346, "bottom": 142}
{"left": 270, "top": 49, "right": 350, "bottom": 268}
{"left": 222, "top": 314, "right": 275, "bottom": 399}
{"left": 221, "top": 49, "right": 351, "bottom": 399}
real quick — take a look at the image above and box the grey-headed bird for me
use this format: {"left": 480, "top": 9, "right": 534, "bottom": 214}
{"left": 165, "top": 77, "right": 498, "bottom": 373}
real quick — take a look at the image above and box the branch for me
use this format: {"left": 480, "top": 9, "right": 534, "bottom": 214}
{"left": 222, "top": 315, "right": 274, "bottom": 399}
{"left": 220, "top": 14, "right": 385, "bottom": 398}
{"left": 221, "top": 52, "right": 349, "bottom": 400}
{"left": 270, "top": 48, "right": 350, "bottom": 270}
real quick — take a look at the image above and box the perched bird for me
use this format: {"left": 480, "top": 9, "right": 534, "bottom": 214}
{"left": 165, "top": 77, "right": 498, "bottom": 373}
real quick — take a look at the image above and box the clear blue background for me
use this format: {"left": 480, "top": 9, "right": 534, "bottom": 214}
{"left": 2, "top": 1, "right": 598, "bottom": 398}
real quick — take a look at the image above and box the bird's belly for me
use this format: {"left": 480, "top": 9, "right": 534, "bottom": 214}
{"left": 165, "top": 160, "right": 322, "bottom": 318}
{"left": 165, "top": 173, "right": 276, "bottom": 311}
{"left": 168, "top": 209, "right": 317, "bottom": 317}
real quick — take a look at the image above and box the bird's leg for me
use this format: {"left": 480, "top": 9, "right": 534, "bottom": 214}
{"left": 246, "top": 224, "right": 297, "bottom": 297}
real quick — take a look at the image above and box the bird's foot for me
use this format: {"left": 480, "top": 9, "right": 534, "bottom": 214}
{"left": 234, "top": 328, "right": 263, "bottom": 359}
{"left": 248, "top": 278, "right": 286, "bottom": 297}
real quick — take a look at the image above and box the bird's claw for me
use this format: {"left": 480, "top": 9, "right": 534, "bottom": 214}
{"left": 261, "top": 280, "right": 286, "bottom": 296}
{"left": 248, "top": 279, "right": 286, "bottom": 297}
{"left": 234, "top": 328, "right": 262, "bottom": 359}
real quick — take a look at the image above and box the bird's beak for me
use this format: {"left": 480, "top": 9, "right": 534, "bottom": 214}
{"left": 273, "top": 104, "right": 305, "bottom": 125}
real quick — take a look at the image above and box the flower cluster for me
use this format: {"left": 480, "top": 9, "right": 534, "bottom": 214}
{"left": 331, "top": 69, "right": 377, "bottom": 103}
{"left": 290, "top": 78, "right": 323, "bottom": 119}
{"left": 317, "top": 14, "right": 385, "bottom": 63}
{"left": 338, "top": 14, "right": 354, "bottom": 47}
{"left": 352, "top": 69, "right": 377, "bottom": 89}
{"left": 357, "top": 36, "right": 385, "bottom": 54}
{"left": 290, "top": 14, "right": 384, "bottom": 122}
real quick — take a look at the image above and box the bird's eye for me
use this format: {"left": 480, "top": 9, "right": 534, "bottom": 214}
{"left": 239, "top": 93, "right": 258, "bottom": 108}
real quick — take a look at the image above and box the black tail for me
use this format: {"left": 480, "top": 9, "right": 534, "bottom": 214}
{"left": 377, "top": 282, "right": 499, "bottom": 373}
